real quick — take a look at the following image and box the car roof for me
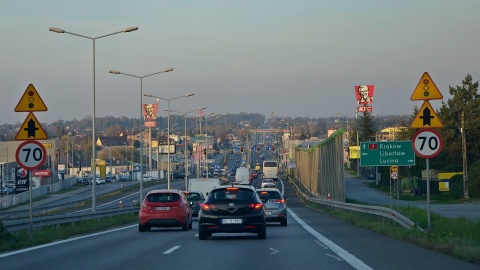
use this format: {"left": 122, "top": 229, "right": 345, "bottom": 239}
{"left": 212, "top": 184, "right": 256, "bottom": 191}
{"left": 147, "top": 189, "right": 183, "bottom": 195}
{"left": 256, "top": 188, "right": 282, "bottom": 193}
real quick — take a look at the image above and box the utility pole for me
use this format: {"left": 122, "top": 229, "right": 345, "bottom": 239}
{"left": 461, "top": 111, "right": 469, "bottom": 199}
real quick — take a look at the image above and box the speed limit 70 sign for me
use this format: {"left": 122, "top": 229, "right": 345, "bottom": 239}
{"left": 412, "top": 128, "right": 443, "bottom": 159}
{"left": 15, "top": 140, "right": 47, "bottom": 170}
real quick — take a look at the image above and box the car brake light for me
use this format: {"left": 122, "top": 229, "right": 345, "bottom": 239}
{"left": 274, "top": 199, "right": 285, "bottom": 204}
{"left": 260, "top": 191, "right": 268, "bottom": 195}
{"left": 249, "top": 203, "right": 263, "bottom": 209}
{"left": 202, "top": 204, "right": 216, "bottom": 211}
{"left": 226, "top": 187, "right": 238, "bottom": 191}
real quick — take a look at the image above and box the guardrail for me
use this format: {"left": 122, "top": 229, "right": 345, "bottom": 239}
{"left": 3, "top": 207, "right": 139, "bottom": 233}
{"left": 288, "top": 177, "right": 417, "bottom": 230}
{"left": 0, "top": 183, "right": 139, "bottom": 221}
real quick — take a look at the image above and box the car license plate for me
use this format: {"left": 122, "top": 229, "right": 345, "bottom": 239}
{"left": 266, "top": 211, "right": 272, "bottom": 216}
{"left": 155, "top": 207, "right": 170, "bottom": 211}
{"left": 222, "top": 218, "right": 243, "bottom": 224}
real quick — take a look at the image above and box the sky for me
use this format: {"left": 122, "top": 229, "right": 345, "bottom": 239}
{"left": 2, "top": 1, "right": 480, "bottom": 125}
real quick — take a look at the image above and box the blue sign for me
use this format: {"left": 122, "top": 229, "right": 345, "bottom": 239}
{"left": 235, "top": 147, "right": 240, "bottom": 152}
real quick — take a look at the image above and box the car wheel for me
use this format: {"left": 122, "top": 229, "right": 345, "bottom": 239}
{"left": 139, "top": 224, "right": 146, "bottom": 232}
{"left": 199, "top": 227, "right": 208, "bottom": 240}
{"left": 257, "top": 224, "right": 266, "bottom": 239}
{"left": 281, "top": 218, "right": 287, "bottom": 226}
{"left": 182, "top": 221, "right": 188, "bottom": 231}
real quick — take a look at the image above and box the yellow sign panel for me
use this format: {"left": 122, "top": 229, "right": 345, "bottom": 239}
{"left": 15, "top": 84, "right": 48, "bottom": 112}
{"left": 15, "top": 112, "right": 48, "bottom": 140}
{"left": 349, "top": 146, "right": 360, "bottom": 159}
{"left": 42, "top": 143, "right": 52, "bottom": 148}
{"left": 391, "top": 166, "right": 398, "bottom": 172}
{"left": 411, "top": 101, "right": 443, "bottom": 128}
{"left": 411, "top": 72, "right": 443, "bottom": 101}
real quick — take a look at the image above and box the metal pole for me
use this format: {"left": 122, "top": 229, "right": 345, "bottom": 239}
{"left": 140, "top": 78, "right": 144, "bottom": 202}
{"left": 92, "top": 38, "right": 97, "bottom": 211}
{"left": 206, "top": 116, "right": 208, "bottom": 179}
{"left": 426, "top": 158, "right": 431, "bottom": 231}
{"left": 184, "top": 115, "right": 188, "bottom": 190}
{"left": 167, "top": 99, "right": 171, "bottom": 189}
{"left": 149, "top": 126, "right": 152, "bottom": 171}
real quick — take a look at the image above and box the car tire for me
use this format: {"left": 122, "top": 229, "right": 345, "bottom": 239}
{"left": 199, "top": 228, "right": 208, "bottom": 240}
{"left": 139, "top": 224, "right": 146, "bottom": 232}
{"left": 182, "top": 221, "right": 188, "bottom": 231}
{"left": 257, "top": 224, "right": 266, "bottom": 239}
{"left": 281, "top": 218, "right": 287, "bottom": 226}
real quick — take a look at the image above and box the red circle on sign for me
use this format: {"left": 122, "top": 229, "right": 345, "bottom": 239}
{"left": 412, "top": 128, "right": 443, "bottom": 159}
{"left": 15, "top": 140, "right": 47, "bottom": 170}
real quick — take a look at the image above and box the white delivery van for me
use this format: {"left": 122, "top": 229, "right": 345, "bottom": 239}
{"left": 188, "top": 178, "right": 221, "bottom": 197}
{"left": 235, "top": 167, "right": 250, "bottom": 185}
{"left": 262, "top": 160, "right": 278, "bottom": 180}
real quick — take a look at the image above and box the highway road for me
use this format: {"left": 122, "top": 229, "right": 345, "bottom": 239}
{"left": 1, "top": 175, "right": 478, "bottom": 269}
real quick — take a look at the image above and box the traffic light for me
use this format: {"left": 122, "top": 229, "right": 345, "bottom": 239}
{"left": 241, "top": 146, "right": 244, "bottom": 153}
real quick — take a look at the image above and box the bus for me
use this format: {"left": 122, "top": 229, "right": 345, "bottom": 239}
{"left": 262, "top": 160, "right": 278, "bottom": 180}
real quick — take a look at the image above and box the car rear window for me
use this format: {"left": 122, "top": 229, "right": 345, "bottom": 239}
{"left": 147, "top": 193, "right": 181, "bottom": 203}
{"left": 210, "top": 189, "right": 256, "bottom": 202}
{"left": 186, "top": 193, "right": 202, "bottom": 201}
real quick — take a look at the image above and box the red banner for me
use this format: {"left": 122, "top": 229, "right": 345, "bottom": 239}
{"left": 357, "top": 105, "right": 373, "bottom": 112}
{"left": 33, "top": 170, "right": 51, "bottom": 177}
{"left": 144, "top": 121, "right": 156, "bottom": 127}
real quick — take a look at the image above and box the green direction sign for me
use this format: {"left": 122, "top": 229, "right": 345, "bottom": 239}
{"left": 360, "top": 141, "right": 415, "bottom": 166}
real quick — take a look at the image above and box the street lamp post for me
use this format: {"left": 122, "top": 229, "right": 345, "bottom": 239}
{"left": 204, "top": 112, "right": 215, "bottom": 179}
{"left": 50, "top": 26, "right": 138, "bottom": 212}
{"left": 109, "top": 68, "right": 173, "bottom": 203}
{"left": 169, "top": 107, "right": 206, "bottom": 190}
{"left": 144, "top": 93, "right": 194, "bottom": 189}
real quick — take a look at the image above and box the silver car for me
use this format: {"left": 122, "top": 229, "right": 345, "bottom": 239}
{"left": 256, "top": 188, "right": 287, "bottom": 226}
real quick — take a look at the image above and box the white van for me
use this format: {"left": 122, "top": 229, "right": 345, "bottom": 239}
{"left": 235, "top": 167, "right": 250, "bottom": 185}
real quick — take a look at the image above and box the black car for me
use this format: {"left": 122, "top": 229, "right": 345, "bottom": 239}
{"left": 185, "top": 191, "right": 205, "bottom": 217}
{"left": 198, "top": 185, "right": 266, "bottom": 240}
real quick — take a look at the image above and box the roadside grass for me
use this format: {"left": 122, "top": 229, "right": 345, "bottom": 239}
{"left": 0, "top": 213, "right": 138, "bottom": 253}
{"left": 365, "top": 181, "right": 477, "bottom": 204}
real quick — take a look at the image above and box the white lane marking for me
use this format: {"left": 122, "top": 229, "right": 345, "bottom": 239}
{"left": 270, "top": 247, "right": 279, "bottom": 255}
{"left": 326, "top": 253, "right": 344, "bottom": 261}
{"left": 315, "top": 239, "right": 329, "bottom": 250}
{"left": 288, "top": 208, "right": 373, "bottom": 270}
{"left": 0, "top": 224, "right": 137, "bottom": 258}
{"left": 163, "top": 245, "right": 181, "bottom": 254}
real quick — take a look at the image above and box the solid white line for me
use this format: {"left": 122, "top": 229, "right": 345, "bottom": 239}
{"left": 0, "top": 224, "right": 137, "bottom": 258}
{"left": 287, "top": 208, "right": 373, "bottom": 270}
{"left": 163, "top": 245, "right": 181, "bottom": 254}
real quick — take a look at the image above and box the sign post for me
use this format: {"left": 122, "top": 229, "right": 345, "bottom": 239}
{"left": 410, "top": 72, "right": 443, "bottom": 231}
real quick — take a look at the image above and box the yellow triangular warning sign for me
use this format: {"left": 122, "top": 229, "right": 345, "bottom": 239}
{"left": 15, "top": 112, "right": 48, "bottom": 140}
{"left": 15, "top": 84, "right": 48, "bottom": 112}
{"left": 411, "top": 101, "right": 443, "bottom": 128}
{"left": 411, "top": 72, "right": 443, "bottom": 101}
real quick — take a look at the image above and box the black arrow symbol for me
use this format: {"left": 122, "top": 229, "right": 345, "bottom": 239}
{"left": 24, "top": 119, "right": 39, "bottom": 138}
{"left": 420, "top": 107, "right": 434, "bottom": 126}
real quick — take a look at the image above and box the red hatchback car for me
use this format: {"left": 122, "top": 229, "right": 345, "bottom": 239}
{"left": 139, "top": 189, "right": 193, "bottom": 232}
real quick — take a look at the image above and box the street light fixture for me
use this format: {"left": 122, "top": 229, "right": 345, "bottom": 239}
{"left": 144, "top": 93, "right": 194, "bottom": 189}
{"left": 50, "top": 26, "right": 138, "bottom": 212}
{"left": 109, "top": 68, "right": 173, "bottom": 203}
{"left": 169, "top": 107, "right": 206, "bottom": 190}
